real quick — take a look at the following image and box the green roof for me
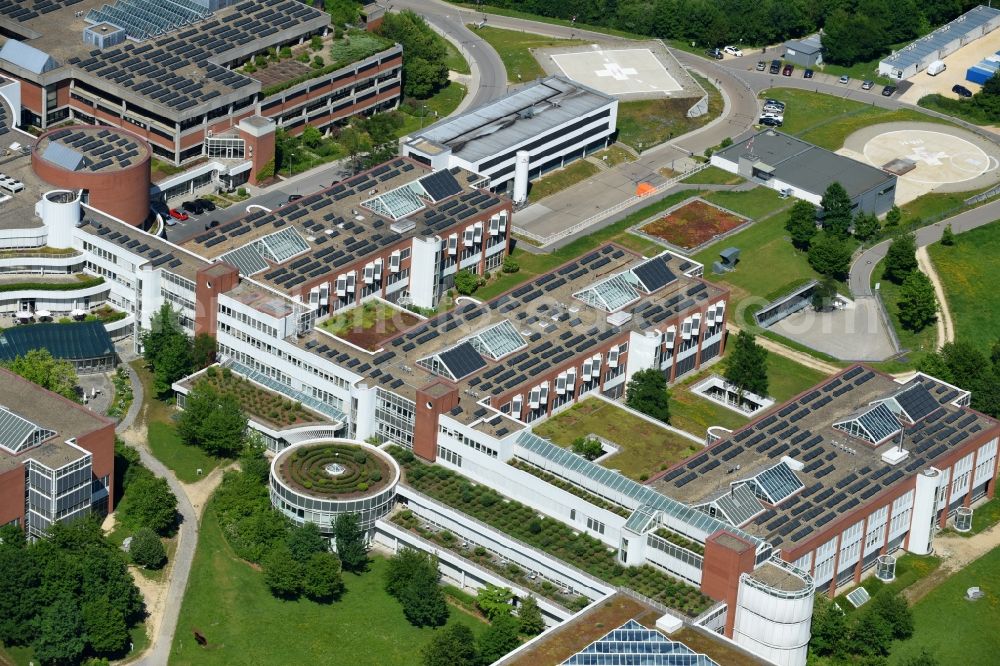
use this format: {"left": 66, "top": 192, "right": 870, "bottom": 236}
{"left": 0, "top": 322, "right": 115, "bottom": 362}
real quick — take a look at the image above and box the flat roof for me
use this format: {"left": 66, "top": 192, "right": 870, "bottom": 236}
{"left": 292, "top": 244, "right": 723, "bottom": 430}
{"left": 226, "top": 281, "right": 297, "bottom": 320}
{"left": 0, "top": 366, "right": 110, "bottom": 473}
{"left": 784, "top": 35, "right": 822, "bottom": 53}
{"left": 655, "top": 366, "right": 998, "bottom": 551}
{"left": 405, "top": 75, "right": 615, "bottom": 163}
{"left": 748, "top": 561, "right": 810, "bottom": 593}
{"left": 0, "top": 0, "right": 334, "bottom": 118}
{"left": 36, "top": 126, "right": 149, "bottom": 173}
{"left": 183, "top": 158, "right": 505, "bottom": 292}
{"left": 881, "top": 5, "right": 1000, "bottom": 71}
{"left": 77, "top": 212, "right": 208, "bottom": 282}
{"left": 716, "top": 130, "right": 895, "bottom": 199}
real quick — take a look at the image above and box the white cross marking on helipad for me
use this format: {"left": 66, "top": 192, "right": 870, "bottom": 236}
{"left": 906, "top": 146, "right": 949, "bottom": 167}
{"left": 595, "top": 63, "right": 638, "bottom": 81}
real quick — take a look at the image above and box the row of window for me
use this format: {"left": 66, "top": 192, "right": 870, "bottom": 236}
{"left": 439, "top": 425, "right": 498, "bottom": 459}
{"left": 219, "top": 306, "right": 279, "bottom": 338}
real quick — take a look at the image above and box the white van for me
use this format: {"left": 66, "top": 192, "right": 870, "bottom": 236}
{"left": 927, "top": 60, "right": 947, "bottom": 76}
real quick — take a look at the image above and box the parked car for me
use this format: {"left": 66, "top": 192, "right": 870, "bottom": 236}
{"left": 769, "top": 59, "right": 782, "bottom": 74}
{"left": 723, "top": 45, "right": 743, "bottom": 57}
{"left": 762, "top": 105, "right": 784, "bottom": 115}
{"left": 705, "top": 48, "right": 723, "bottom": 60}
{"left": 882, "top": 85, "right": 897, "bottom": 97}
{"left": 196, "top": 197, "right": 217, "bottom": 211}
{"left": 861, "top": 80, "right": 874, "bottom": 90}
{"left": 782, "top": 64, "right": 793, "bottom": 76}
{"left": 953, "top": 84, "right": 973, "bottom": 98}
{"left": 804, "top": 69, "right": 814, "bottom": 78}
{"left": 760, "top": 113, "right": 784, "bottom": 123}
{"left": 287, "top": 194, "right": 303, "bottom": 202}
{"left": 169, "top": 208, "right": 188, "bottom": 221}
{"left": 764, "top": 98, "right": 785, "bottom": 109}
{"left": 839, "top": 75, "right": 850, "bottom": 84}
{"left": 182, "top": 200, "right": 203, "bottom": 215}
{"left": 756, "top": 60, "right": 766, "bottom": 71}
{"left": 204, "top": 220, "right": 220, "bottom": 230}
{"left": 759, "top": 116, "right": 783, "bottom": 127}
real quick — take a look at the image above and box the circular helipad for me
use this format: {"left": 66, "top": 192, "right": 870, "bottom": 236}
{"left": 862, "top": 130, "right": 992, "bottom": 185}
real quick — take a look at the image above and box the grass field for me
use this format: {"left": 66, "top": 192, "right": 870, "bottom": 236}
{"left": 872, "top": 258, "right": 938, "bottom": 366}
{"left": 927, "top": 221, "right": 1000, "bottom": 354}
{"left": 532, "top": 398, "right": 701, "bottom": 480}
{"left": 398, "top": 83, "right": 467, "bottom": 136}
{"left": 592, "top": 144, "right": 634, "bottom": 168}
{"left": 617, "top": 73, "right": 722, "bottom": 151}
{"left": 171, "top": 502, "right": 487, "bottom": 666}
{"left": 472, "top": 26, "right": 584, "bottom": 82}
{"left": 442, "top": 38, "right": 471, "bottom": 75}
{"left": 702, "top": 187, "right": 790, "bottom": 221}
{"left": 528, "top": 160, "right": 600, "bottom": 201}
{"left": 682, "top": 166, "right": 744, "bottom": 186}
{"left": 888, "top": 546, "right": 1000, "bottom": 665}
{"left": 762, "top": 88, "right": 952, "bottom": 151}
{"left": 146, "top": 421, "right": 223, "bottom": 484}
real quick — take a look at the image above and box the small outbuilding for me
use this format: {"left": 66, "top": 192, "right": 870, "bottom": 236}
{"left": 783, "top": 35, "right": 823, "bottom": 68}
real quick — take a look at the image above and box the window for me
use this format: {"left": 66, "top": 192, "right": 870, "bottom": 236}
{"left": 587, "top": 517, "right": 605, "bottom": 535}
{"left": 438, "top": 445, "right": 462, "bottom": 467}
{"left": 206, "top": 136, "right": 246, "bottom": 160}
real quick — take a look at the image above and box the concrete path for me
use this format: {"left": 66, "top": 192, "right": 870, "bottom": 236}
{"left": 728, "top": 322, "right": 841, "bottom": 376}
{"left": 916, "top": 246, "right": 955, "bottom": 350}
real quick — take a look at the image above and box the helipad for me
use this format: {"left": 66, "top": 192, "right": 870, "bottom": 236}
{"left": 862, "top": 130, "right": 992, "bottom": 185}
{"left": 551, "top": 48, "right": 683, "bottom": 96}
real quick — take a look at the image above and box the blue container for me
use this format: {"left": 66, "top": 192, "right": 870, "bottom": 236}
{"left": 967, "top": 66, "right": 994, "bottom": 85}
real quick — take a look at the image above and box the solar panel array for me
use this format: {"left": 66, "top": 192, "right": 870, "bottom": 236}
{"left": 0, "top": 0, "right": 82, "bottom": 24}
{"left": 85, "top": 0, "right": 212, "bottom": 42}
{"left": 66, "top": 0, "right": 325, "bottom": 112}
{"left": 437, "top": 341, "right": 487, "bottom": 380}
{"left": 42, "top": 127, "right": 145, "bottom": 171}
{"left": 664, "top": 368, "right": 994, "bottom": 549}
{"left": 79, "top": 217, "right": 204, "bottom": 277}
{"left": 189, "top": 159, "right": 503, "bottom": 291}
{"left": 562, "top": 620, "right": 718, "bottom": 666}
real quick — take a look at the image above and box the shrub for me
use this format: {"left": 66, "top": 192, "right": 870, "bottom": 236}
{"left": 357, "top": 482, "right": 368, "bottom": 491}
{"left": 312, "top": 55, "right": 325, "bottom": 69}
{"left": 297, "top": 52, "right": 310, "bottom": 63}
{"left": 501, "top": 256, "right": 519, "bottom": 273}
{"left": 353, "top": 451, "right": 367, "bottom": 464}
{"left": 130, "top": 528, "right": 167, "bottom": 569}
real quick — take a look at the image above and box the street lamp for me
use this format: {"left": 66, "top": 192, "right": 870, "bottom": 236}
{"left": 420, "top": 104, "right": 429, "bottom": 129}
{"left": 289, "top": 152, "right": 295, "bottom": 178}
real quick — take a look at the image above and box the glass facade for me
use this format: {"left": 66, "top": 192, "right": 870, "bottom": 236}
{"left": 375, "top": 388, "right": 415, "bottom": 448}
{"left": 25, "top": 453, "right": 94, "bottom": 539}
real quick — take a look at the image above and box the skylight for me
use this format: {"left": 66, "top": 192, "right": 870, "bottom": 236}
{"left": 220, "top": 227, "right": 309, "bottom": 277}
{"left": 573, "top": 272, "right": 641, "bottom": 312}
{"left": 0, "top": 407, "right": 55, "bottom": 454}
{"left": 833, "top": 402, "right": 902, "bottom": 444}
{"left": 737, "top": 462, "right": 804, "bottom": 505}
{"left": 363, "top": 181, "right": 428, "bottom": 220}
{"left": 562, "top": 620, "right": 718, "bottom": 666}
{"left": 465, "top": 320, "right": 526, "bottom": 360}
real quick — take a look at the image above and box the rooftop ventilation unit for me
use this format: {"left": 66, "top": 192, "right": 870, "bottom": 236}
{"left": 390, "top": 218, "right": 416, "bottom": 234}
{"left": 607, "top": 310, "right": 633, "bottom": 327}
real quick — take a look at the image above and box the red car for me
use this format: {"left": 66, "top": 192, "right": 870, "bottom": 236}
{"left": 782, "top": 64, "right": 794, "bottom": 76}
{"left": 169, "top": 208, "right": 189, "bottom": 221}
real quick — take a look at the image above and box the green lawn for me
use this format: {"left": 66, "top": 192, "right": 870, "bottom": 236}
{"left": 399, "top": 82, "right": 467, "bottom": 136}
{"left": 617, "top": 73, "right": 722, "bottom": 151}
{"left": 472, "top": 26, "right": 584, "bottom": 83}
{"left": 888, "top": 546, "right": 1000, "bottom": 665}
{"left": 592, "top": 144, "right": 635, "bottom": 168}
{"left": 442, "top": 38, "right": 471, "bottom": 75}
{"left": 147, "top": 421, "right": 223, "bottom": 484}
{"left": 702, "top": 187, "right": 791, "bottom": 220}
{"left": 452, "top": 3, "right": 647, "bottom": 40}
{"left": 761, "top": 88, "right": 953, "bottom": 151}
{"left": 171, "top": 502, "right": 487, "bottom": 666}
{"left": 527, "top": 160, "right": 600, "bottom": 201}
{"left": 532, "top": 398, "right": 701, "bottom": 480}
{"left": 927, "top": 222, "right": 1000, "bottom": 353}
{"left": 682, "top": 166, "right": 744, "bottom": 186}
{"left": 871, "top": 258, "right": 938, "bottom": 367}
{"left": 764, "top": 352, "right": 830, "bottom": 401}
{"left": 475, "top": 190, "right": 705, "bottom": 301}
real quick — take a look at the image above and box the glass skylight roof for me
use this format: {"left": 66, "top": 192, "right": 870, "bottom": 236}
{"left": 0, "top": 407, "right": 55, "bottom": 454}
{"left": 573, "top": 272, "right": 641, "bottom": 312}
{"left": 741, "top": 462, "right": 804, "bottom": 505}
{"left": 833, "top": 402, "right": 902, "bottom": 444}
{"left": 417, "top": 341, "right": 487, "bottom": 381}
{"left": 466, "top": 320, "right": 526, "bottom": 360}
{"left": 363, "top": 181, "right": 428, "bottom": 220}
{"left": 515, "top": 431, "right": 764, "bottom": 546}
{"left": 562, "top": 620, "right": 719, "bottom": 665}
{"left": 700, "top": 483, "right": 766, "bottom": 526}
{"left": 221, "top": 227, "right": 309, "bottom": 276}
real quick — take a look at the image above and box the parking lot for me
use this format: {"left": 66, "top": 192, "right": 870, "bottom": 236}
{"left": 897, "top": 27, "right": 1000, "bottom": 104}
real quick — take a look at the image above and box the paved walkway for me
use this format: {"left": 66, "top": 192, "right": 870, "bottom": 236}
{"left": 916, "top": 246, "right": 955, "bottom": 350}
{"left": 727, "top": 322, "right": 841, "bottom": 376}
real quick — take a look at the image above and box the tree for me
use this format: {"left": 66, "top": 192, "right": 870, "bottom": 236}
{"left": 454, "top": 269, "right": 479, "bottom": 295}
{"left": 517, "top": 595, "right": 545, "bottom": 635}
{"left": 784, "top": 200, "right": 818, "bottom": 249}
{"left": 422, "top": 623, "right": 480, "bottom": 666}
{"left": 885, "top": 205, "right": 902, "bottom": 228}
{"left": 809, "top": 595, "right": 847, "bottom": 657}
{"left": 385, "top": 547, "right": 428, "bottom": 598}
{"left": 340, "top": 125, "right": 372, "bottom": 175}
{"left": 897, "top": 271, "right": 937, "bottom": 332}
{"left": 0, "top": 539, "right": 41, "bottom": 646}
{"left": 870, "top": 593, "right": 913, "bottom": 641}
{"left": 478, "top": 612, "right": 522, "bottom": 664}
{"left": 940, "top": 224, "right": 955, "bottom": 246}
{"left": 301, "top": 124, "right": 323, "bottom": 149}
{"left": 142, "top": 303, "right": 193, "bottom": 396}
{"left": 286, "top": 522, "right": 327, "bottom": 563}
{"left": 917, "top": 351, "right": 954, "bottom": 383}
{"left": 117, "top": 474, "right": 177, "bottom": 535}
{"left": 302, "top": 551, "right": 345, "bottom": 602}
{"left": 820, "top": 182, "right": 853, "bottom": 237}
{"left": 378, "top": 10, "right": 449, "bottom": 98}
{"left": 811, "top": 277, "right": 838, "bottom": 311}
{"left": 81, "top": 594, "right": 130, "bottom": 656}
{"left": 334, "top": 513, "right": 368, "bottom": 572}
{"left": 177, "top": 382, "right": 247, "bottom": 457}
{"left": 847, "top": 607, "right": 894, "bottom": 657}
{"left": 901, "top": 648, "right": 940, "bottom": 666}
{"left": 476, "top": 585, "right": 515, "bottom": 620}
{"left": 33, "top": 593, "right": 86, "bottom": 666}
{"left": 853, "top": 211, "right": 880, "bottom": 241}
{"left": 129, "top": 528, "right": 167, "bottom": 569}
{"left": 808, "top": 233, "right": 853, "bottom": 280}
{"left": 571, "top": 436, "right": 603, "bottom": 461}
{"left": 191, "top": 333, "right": 217, "bottom": 370}
{"left": 726, "top": 331, "right": 769, "bottom": 398}
{"left": 883, "top": 232, "right": 918, "bottom": 284}
{"left": 625, "top": 368, "right": 670, "bottom": 423}
{"left": 385, "top": 548, "right": 449, "bottom": 627}
{"left": 263, "top": 542, "right": 303, "bottom": 598}
{"left": 4, "top": 349, "right": 78, "bottom": 401}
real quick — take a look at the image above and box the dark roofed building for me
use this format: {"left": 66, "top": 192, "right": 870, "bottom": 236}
{"left": 711, "top": 130, "right": 897, "bottom": 216}
{"left": 0, "top": 321, "right": 116, "bottom": 373}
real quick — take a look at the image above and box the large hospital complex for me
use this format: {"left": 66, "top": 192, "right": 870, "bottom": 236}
{"left": 0, "top": 4, "right": 996, "bottom": 665}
